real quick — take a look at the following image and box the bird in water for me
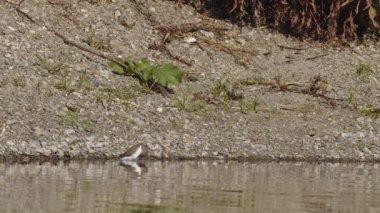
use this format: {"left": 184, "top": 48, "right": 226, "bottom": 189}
{"left": 119, "top": 143, "right": 149, "bottom": 162}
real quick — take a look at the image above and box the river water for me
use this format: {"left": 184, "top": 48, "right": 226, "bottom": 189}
{"left": 0, "top": 160, "right": 379, "bottom": 213}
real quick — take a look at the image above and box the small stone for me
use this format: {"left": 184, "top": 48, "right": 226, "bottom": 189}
{"left": 115, "top": 10, "right": 121, "bottom": 18}
{"left": 64, "top": 129, "right": 75, "bottom": 135}
{"left": 237, "top": 38, "right": 246, "bottom": 45}
{"left": 341, "top": 132, "right": 352, "bottom": 138}
{"left": 99, "top": 69, "right": 110, "bottom": 78}
{"left": 212, "top": 151, "right": 219, "bottom": 156}
{"left": 33, "top": 127, "right": 46, "bottom": 137}
{"left": 86, "top": 141, "right": 94, "bottom": 149}
{"left": 51, "top": 146, "right": 58, "bottom": 153}
{"left": 3, "top": 26, "right": 16, "bottom": 34}
{"left": 6, "top": 141, "right": 15, "bottom": 146}
{"left": 86, "top": 136, "right": 96, "bottom": 143}
{"left": 148, "top": 7, "right": 156, "bottom": 13}
{"left": 187, "top": 76, "right": 199, "bottom": 82}
{"left": 199, "top": 30, "right": 214, "bottom": 39}
{"left": 157, "top": 107, "right": 163, "bottom": 113}
{"left": 183, "top": 134, "right": 191, "bottom": 144}
{"left": 184, "top": 37, "right": 197, "bottom": 43}
{"left": 227, "top": 89, "right": 244, "bottom": 100}
{"left": 95, "top": 143, "right": 103, "bottom": 148}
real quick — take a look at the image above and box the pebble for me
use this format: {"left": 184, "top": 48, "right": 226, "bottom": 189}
{"left": 182, "top": 134, "right": 191, "bottom": 144}
{"left": 3, "top": 26, "right": 16, "bottom": 34}
{"left": 184, "top": 37, "right": 197, "bottom": 43}
{"left": 6, "top": 141, "right": 15, "bottom": 146}
{"left": 237, "top": 38, "right": 246, "bottom": 45}
{"left": 64, "top": 129, "right": 75, "bottom": 135}
{"left": 51, "top": 146, "right": 58, "bottom": 153}
{"left": 199, "top": 30, "right": 214, "bottom": 39}
{"left": 115, "top": 10, "right": 121, "bottom": 18}
{"left": 148, "top": 7, "right": 156, "bottom": 13}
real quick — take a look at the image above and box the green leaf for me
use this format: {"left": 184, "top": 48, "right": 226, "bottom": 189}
{"left": 109, "top": 62, "right": 125, "bottom": 75}
{"left": 151, "top": 64, "right": 184, "bottom": 87}
{"left": 142, "top": 69, "right": 153, "bottom": 81}
{"left": 135, "top": 59, "right": 153, "bottom": 81}
{"left": 135, "top": 59, "right": 151, "bottom": 72}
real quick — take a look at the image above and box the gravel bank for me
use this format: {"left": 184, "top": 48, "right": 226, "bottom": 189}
{"left": 0, "top": 0, "right": 379, "bottom": 162}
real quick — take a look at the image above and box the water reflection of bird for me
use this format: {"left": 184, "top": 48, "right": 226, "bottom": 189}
{"left": 119, "top": 143, "right": 149, "bottom": 162}
{"left": 119, "top": 160, "right": 147, "bottom": 176}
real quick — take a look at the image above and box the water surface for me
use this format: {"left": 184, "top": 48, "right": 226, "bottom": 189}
{"left": 0, "top": 161, "right": 379, "bottom": 212}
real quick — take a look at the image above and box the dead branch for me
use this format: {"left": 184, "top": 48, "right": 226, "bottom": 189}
{"left": 14, "top": 6, "right": 172, "bottom": 96}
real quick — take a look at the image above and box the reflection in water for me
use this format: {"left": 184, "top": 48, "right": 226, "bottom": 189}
{"left": 119, "top": 161, "right": 147, "bottom": 177}
{"left": 0, "top": 161, "right": 379, "bottom": 213}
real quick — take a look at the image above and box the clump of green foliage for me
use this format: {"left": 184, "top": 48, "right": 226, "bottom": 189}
{"left": 54, "top": 80, "right": 76, "bottom": 93}
{"left": 12, "top": 76, "right": 26, "bottom": 87}
{"left": 356, "top": 63, "right": 376, "bottom": 83}
{"left": 109, "top": 58, "right": 184, "bottom": 95}
{"left": 96, "top": 86, "right": 136, "bottom": 111}
{"left": 0, "top": 78, "right": 8, "bottom": 88}
{"left": 174, "top": 96, "right": 206, "bottom": 112}
{"left": 36, "top": 56, "right": 70, "bottom": 77}
{"left": 58, "top": 111, "right": 96, "bottom": 131}
{"left": 212, "top": 78, "right": 244, "bottom": 100}
{"left": 240, "top": 97, "right": 259, "bottom": 114}
{"left": 0, "top": 116, "right": 4, "bottom": 129}
{"left": 58, "top": 111, "right": 79, "bottom": 127}
{"left": 173, "top": 96, "right": 214, "bottom": 118}
{"left": 77, "top": 72, "right": 95, "bottom": 91}
{"left": 85, "top": 33, "right": 112, "bottom": 51}
{"left": 360, "top": 105, "right": 380, "bottom": 119}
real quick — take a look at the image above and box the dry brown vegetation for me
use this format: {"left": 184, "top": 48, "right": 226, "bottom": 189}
{"left": 182, "top": 0, "right": 380, "bottom": 42}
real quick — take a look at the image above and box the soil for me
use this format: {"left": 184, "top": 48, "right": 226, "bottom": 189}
{"left": 0, "top": 0, "right": 379, "bottom": 162}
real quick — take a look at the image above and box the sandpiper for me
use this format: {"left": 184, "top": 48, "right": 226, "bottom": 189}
{"left": 120, "top": 143, "right": 148, "bottom": 162}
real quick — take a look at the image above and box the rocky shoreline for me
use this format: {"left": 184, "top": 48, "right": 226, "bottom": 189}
{"left": 1, "top": 0, "right": 379, "bottom": 162}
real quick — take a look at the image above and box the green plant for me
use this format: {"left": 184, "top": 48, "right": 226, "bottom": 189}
{"left": 0, "top": 78, "right": 8, "bottom": 87}
{"left": 347, "top": 90, "right": 356, "bottom": 105}
{"left": 69, "top": 139, "right": 81, "bottom": 147}
{"left": 239, "top": 75, "right": 266, "bottom": 86}
{"left": 174, "top": 96, "right": 207, "bottom": 112}
{"left": 356, "top": 63, "right": 375, "bottom": 83}
{"left": 37, "top": 56, "right": 70, "bottom": 76}
{"left": 85, "top": 33, "right": 112, "bottom": 51}
{"left": 221, "top": 98, "right": 232, "bottom": 112}
{"left": 360, "top": 105, "right": 379, "bottom": 119}
{"left": 174, "top": 96, "right": 187, "bottom": 111}
{"left": 189, "top": 100, "right": 206, "bottom": 112}
{"left": 240, "top": 97, "right": 259, "bottom": 114}
{"left": 44, "top": 89, "right": 54, "bottom": 97}
{"left": 101, "top": 86, "right": 135, "bottom": 101}
{"left": 109, "top": 58, "right": 184, "bottom": 94}
{"left": 130, "top": 83, "right": 153, "bottom": 94}
{"left": 58, "top": 111, "right": 79, "bottom": 127}
{"left": 12, "top": 77, "right": 26, "bottom": 87}
{"left": 0, "top": 116, "right": 4, "bottom": 128}
{"left": 78, "top": 72, "right": 95, "bottom": 90}
{"left": 54, "top": 80, "right": 76, "bottom": 93}
{"left": 82, "top": 120, "right": 95, "bottom": 132}
{"left": 212, "top": 78, "right": 229, "bottom": 97}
